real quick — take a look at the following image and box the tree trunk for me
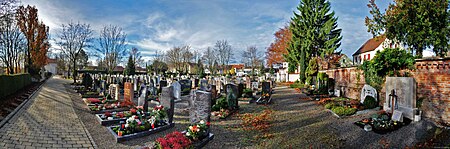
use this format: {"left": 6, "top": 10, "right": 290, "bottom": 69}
{"left": 73, "top": 60, "right": 77, "bottom": 83}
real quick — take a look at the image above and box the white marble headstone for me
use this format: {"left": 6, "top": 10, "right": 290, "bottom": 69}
{"left": 360, "top": 84, "right": 378, "bottom": 103}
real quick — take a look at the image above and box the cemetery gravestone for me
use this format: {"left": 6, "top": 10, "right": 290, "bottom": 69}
{"left": 172, "top": 81, "right": 181, "bottom": 100}
{"left": 226, "top": 84, "right": 238, "bottom": 110}
{"left": 237, "top": 83, "right": 244, "bottom": 98}
{"left": 360, "top": 84, "right": 378, "bottom": 103}
{"left": 124, "top": 82, "right": 134, "bottom": 105}
{"left": 194, "top": 78, "right": 199, "bottom": 88}
{"left": 159, "top": 80, "right": 168, "bottom": 94}
{"left": 262, "top": 82, "right": 271, "bottom": 94}
{"left": 137, "top": 85, "right": 148, "bottom": 112}
{"left": 160, "top": 86, "right": 175, "bottom": 124}
{"left": 252, "top": 82, "right": 259, "bottom": 90}
{"left": 383, "top": 77, "right": 416, "bottom": 120}
{"left": 179, "top": 79, "right": 192, "bottom": 95}
{"left": 188, "top": 90, "right": 212, "bottom": 124}
{"left": 109, "top": 84, "right": 120, "bottom": 101}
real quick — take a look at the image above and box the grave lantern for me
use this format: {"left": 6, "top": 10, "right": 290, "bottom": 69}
{"left": 388, "top": 89, "right": 398, "bottom": 114}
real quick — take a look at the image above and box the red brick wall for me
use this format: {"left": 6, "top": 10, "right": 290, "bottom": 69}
{"left": 319, "top": 67, "right": 365, "bottom": 99}
{"left": 412, "top": 58, "right": 450, "bottom": 125}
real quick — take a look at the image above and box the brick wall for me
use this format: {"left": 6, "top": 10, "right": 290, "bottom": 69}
{"left": 412, "top": 58, "right": 450, "bottom": 125}
{"left": 319, "top": 67, "right": 365, "bottom": 99}
{"left": 320, "top": 58, "right": 450, "bottom": 124}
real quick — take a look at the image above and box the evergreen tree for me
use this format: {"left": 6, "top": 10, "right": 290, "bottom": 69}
{"left": 124, "top": 55, "right": 135, "bottom": 75}
{"left": 285, "top": 0, "right": 342, "bottom": 83}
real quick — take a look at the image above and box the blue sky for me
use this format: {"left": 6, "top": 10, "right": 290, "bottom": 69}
{"left": 21, "top": 0, "right": 391, "bottom": 64}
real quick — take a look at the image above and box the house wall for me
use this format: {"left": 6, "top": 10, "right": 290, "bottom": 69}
{"left": 44, "top": 63, "right": 57, "bottom": 75}
{"left": 353, "top": 39, "right": 402, "bottom": 65}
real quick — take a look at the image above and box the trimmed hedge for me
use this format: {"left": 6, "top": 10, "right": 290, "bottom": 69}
{"left": 0, "top": 73, "right": 32, "bottom": 99}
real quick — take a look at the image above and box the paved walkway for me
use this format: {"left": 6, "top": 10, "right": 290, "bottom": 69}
{"left": 0, "top": 77, "right": 95, "bottom": 149}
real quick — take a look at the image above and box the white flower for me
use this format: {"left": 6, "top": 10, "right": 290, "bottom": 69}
{"left": 200, "top": 120, "right": 205, "bottom": 124}
{"left": 186, "top": 132, "right": 191, "bottom": 136}
{"left": 125, "top": 124, "right": 129, "bottom": 128}
{"left": 189, "top": 126, "right": 193, "bottom": 130}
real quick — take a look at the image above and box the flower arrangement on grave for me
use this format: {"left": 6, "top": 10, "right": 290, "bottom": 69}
{"left": 154, "top": 131, "right": 191, "bottom": 149}
{"left": 111, "top": 105, "right": 169, "bottom": 136}
{"left": 89, "top": 101, "right": 123, "bottom": 111}
{"left": 185, "top": 120, "right": 209, "bottom": 141}
{"left": 211, "top": 97, "right": 230, "bottom": 118}
{"left": 261, "top": 92, "right": 270, "bottom": 99}
{"left": 242, "top": 88, "right": 253, "bottom": 98}
{"left": 354, "top": 111, "right": 407, "bottom": 133}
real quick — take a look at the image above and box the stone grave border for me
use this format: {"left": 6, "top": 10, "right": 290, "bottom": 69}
{"left": 107, "top": 122, "right": 175, "bottom": 142}
{"left": 95, "top": 113, "right": 127, "bottom": 126}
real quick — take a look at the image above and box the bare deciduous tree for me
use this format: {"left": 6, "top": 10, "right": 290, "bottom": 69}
{"left": 243, "top": 46, "right": 263, "bottom": 74}
{"left": 201, "top": 47, "right": 216, "bottom": 74}
{"left": 214, "top": 40, "right": 233, "bottom": 71}
{"left": 0, "top": 0, "right": 24, "bottom": 74}
{"left": 129, "top": 47, "right": 143, "bottom": 67}
{"left": 165, "top": 45, "right": 193, "bottom": 74}
{"left": 56, "top": 22, "right": 93, "bottom": 83}
{"left": 96, "top": 24, "right": 127, "bottom": 73}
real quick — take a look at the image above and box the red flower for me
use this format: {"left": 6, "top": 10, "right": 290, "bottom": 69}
{"left": 134, "top": 116, "right": 139, "bottom": 119}
{"left": 154, "top": 105, "right": 164, "bottom": 110}
{"left": 104, "top": 112, "right": 112, "bottom": 117}
{"left": 130, "top": 108, "right": 137, "bottom": 114}
{"left": 206, "top": 121, "right": 211, "bottom": 126}
{"left": 152, "top": 124, "right": 155, "bottom": 129}
{"left": 118, "top": 131, "right": 123, "bottom": 136}
{"left": 121, "top": 124, "right": 125, "bottom": 129}
{"left": 156, "top": 138, "right": 168, "bottom": 148}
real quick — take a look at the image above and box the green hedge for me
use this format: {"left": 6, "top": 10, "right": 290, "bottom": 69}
{"left": 0, "top": 73, "right": 32, "bottom": 99}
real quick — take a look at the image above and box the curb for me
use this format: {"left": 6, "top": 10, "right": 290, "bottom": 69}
{"left": 0, "top": 78, "right": 48, "bottom": 128}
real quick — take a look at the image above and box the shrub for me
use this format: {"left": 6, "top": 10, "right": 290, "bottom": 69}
{"left": 212, "top": 97, "right": 228, "bottom": 111}
{"left": 0, "top": 73, "right": 32, "bottom": 99}
{"left": 325, "top": 103, "right": 334, "bottom": 109}
{"left": 332, "top": 106, "right": 357, "bottom": 116}
{"left": 363, "top": 96, "right": 377, "bottom": 109}
{"left": 289, "top": 83, "right": 304, "bottom": 89}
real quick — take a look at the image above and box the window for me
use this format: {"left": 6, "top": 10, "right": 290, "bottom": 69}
{"left": 364, "top": 55, "right": 366, "bottom": 60}
{"left": 368, "top": 54, "right": 370, "bottom": 60}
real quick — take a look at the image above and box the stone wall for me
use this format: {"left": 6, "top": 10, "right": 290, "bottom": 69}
{"left": 411, "top": 58, "right": 450, "bottom": 124}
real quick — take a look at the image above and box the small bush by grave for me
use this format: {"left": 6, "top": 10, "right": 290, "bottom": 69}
{"left": 363, "top": 96, "right": 377, "bottom": 109}
{"left": 331, "top": 106, "right": 357, "bottom": 116}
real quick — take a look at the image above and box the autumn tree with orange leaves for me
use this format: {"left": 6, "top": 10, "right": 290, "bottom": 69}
{"left": 266, "top": 25, "right": 291, "bottom": 67}
{"left": 16, "top": 5, "right": 50, "bottom": 75}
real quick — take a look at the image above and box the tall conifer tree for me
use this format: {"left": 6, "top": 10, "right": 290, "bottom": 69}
{"left": 285, "top": 0, "right": 342, "bottom": 83}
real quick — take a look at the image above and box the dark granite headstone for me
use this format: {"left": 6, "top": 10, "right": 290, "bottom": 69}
{"left": 226, "top": 84, "right": 238, "bottom": 110}
{"left": 138, "top": 86, "right": 148, "bottom": 112}
{"left": 161, "top": 86, "right": 175, "bottom": 124}
{"left": 188, "top": 90, "right": 211, "bottom": 124}
{"left": 179, "top": 79, "right": 192, "bottom": 95}
{"left": 237, "top": 83, "right": 244, "bottom": 98}
{"left": 262, "top": 82, "right": 271, "bottom": 94}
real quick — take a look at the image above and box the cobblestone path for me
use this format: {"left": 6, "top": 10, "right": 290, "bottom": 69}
{"left": 0, "top": 77, "right": 95, "bottom": 149}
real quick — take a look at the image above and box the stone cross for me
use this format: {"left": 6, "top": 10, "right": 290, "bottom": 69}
{"left": 160, "top": 86, "right": 175, "bottom": 124}
{"left": 188, "top": 90, "right": 212, "bottom": 124}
